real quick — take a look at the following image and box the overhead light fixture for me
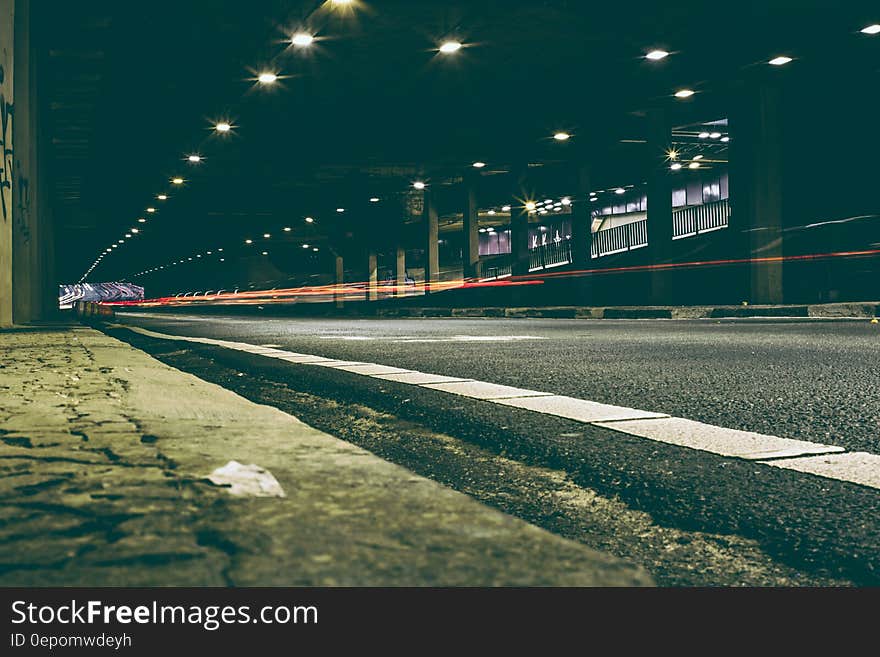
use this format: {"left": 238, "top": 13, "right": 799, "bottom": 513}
{"left": 645, "top": 49, "right": 669, "bottom": 61}
{"left": 561, "top": 197, "right": 571, "bottom": 205}
{"left": 487, "top": 210, "right": 496, "bottom": 215}
{"left": 590, "top": 197, "right": 598, "bottom": 202}
{"left": 674, "top": 89, "right": 695, "bottom": 98}
{"left": 768, "top": 55, "right": 792, "bottom": 66}
{"left": 525, "top": 201, "right": 537, "bottom": 211}
{"left": 261, "top": 251, "right": 268, "bottom": 256}
{"left": 292, "top": 33, "right": 314, "bottom": 47}
{"left": 302, "top": 244, "right": 310, "bottom": 249}
{"left": 257, "top": 72, "right": 278, "bottom": 84}
{"left": 861, "top": 24, "right": 880, "bottom": 35}
{"left": 283, "top": 227, "right": 292, "bottom": 232}
{"left": 501, "top": 205, "right": 511, "bottom": 212}
{"left": 215, "top": 122, "right": 232, "bottom": 133}
{"left": 157, "top": 194, "right": 168, "bottom": 200}
{"left": 709, "top": 132, "right": 721, "bottom": 139}
{"left": 312, "top": 247, "right": 319, "bottom": 252}
{"left": 615, "top": 188, "right": 626, "bottom": 195}
{"left": 138, "top": 218, "right": 146, "bottom": 223}
{"left": 439, "top": 41, "right": 462, "bottom": 54}
{"left": 245, "top": 239, "right": 253, "bottom": 244}
{"left": 187, "top": 154, "right": 202, "bottom": 163}
{"left": 146, "top": 207, "right": 156, "bottom": 213}
{"left": 369, "top": 197, "right": 380, "bottom": 203}
{"left": 670, "top": 163, "right": 683, "bottom": 170}
{"left": 699, "top": 132, "right": 710, "bottom": 139}
{"left": 693, "top": 155, "right": 704, "bottom": 160}
{"left": 720, "top": 136, "right": 730, "bottom": 143}
{"left": 413, "top": 181, "right": 426, "bottom": 190}
{"left": 689, "top": 162, "right": 700, "bottom": 169}
{"left": 553, "top": 132, "right": 571, "bottom": 141}
{"left": 472, "top": 161, "right": 486, "bottom": 168}
{"left": 305, "top": 216, "right": 315, "bottom": 223}
{"left": 118, "top": 239, "right": 124, "bottom": 244}
{"left": 171, "top": 177, "right": 184, "bottom": 185}
{"left": 263, "top": 233, "right": 271, "bottom": 239}
{"left": 336, "top": 208, "right": 345, "bottom": 213}
{"left": 125, "top": 233, "right": 132, "bottom": 238}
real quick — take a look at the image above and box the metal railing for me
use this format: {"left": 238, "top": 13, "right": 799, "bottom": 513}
{"left": 479, "top": 254, "right": 513, "bottom": 280}
{"left": 529, "top": 239, "right": 573, "bottom": 272}
{"left": 591, "top": 220, "right": 648, "bottom": 258}
{"left": 672, "top": 198, "right": 730, "bottom": 239}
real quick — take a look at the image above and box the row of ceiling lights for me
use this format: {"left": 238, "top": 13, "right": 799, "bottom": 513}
{"left": 85, "top": 14, "right": 880, "bottom": 282}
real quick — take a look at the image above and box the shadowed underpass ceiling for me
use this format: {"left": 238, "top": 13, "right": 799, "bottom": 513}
{"left": 39, "top": 0, "right": 880, "bottom": 282}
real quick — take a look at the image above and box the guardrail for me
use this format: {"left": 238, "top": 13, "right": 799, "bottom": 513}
{"left": 591, "top": 220, "right": 648, "bottom": 258}
{"left": 672, "top": 198, "right": 730, "bottom": 239}
{"left": 529, "top": 239, "right": 573, "bottom": 272}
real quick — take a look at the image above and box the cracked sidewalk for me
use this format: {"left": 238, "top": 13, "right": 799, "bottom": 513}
{"left": 0, "top": 326, "right": 651, "bottom": 586}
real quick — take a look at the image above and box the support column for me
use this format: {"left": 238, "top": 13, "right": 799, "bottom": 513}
{"left": 422, "top": 187, "right": 439, "bottom": 293}
{"left": 570, "top": 162, "right": 592, "bottom": 266}
{"left": 334, "top": 255, "right": 344, "bottom": 309}
{"left": 729, "top": 79, "right": 784, "bottom": 304}
{"left": 509, "top": 163, "right": 530, "bottom": 276}
{"left": 395, "top": 245, "right": 406, "bottom": 298}
{"left": 462, "top": 171, "right": 481, "bottom": 280}
{"left": 0, "top": 0, "right": 15, "bottom": 327}
{"left": 10, "top": 0, "right": 55, "bottom": 324}
{"left": 367, "top": 251, "right": 378, "bottom": 301}
{"left": 646, "top": 108, "right": 673, "bottom": 304}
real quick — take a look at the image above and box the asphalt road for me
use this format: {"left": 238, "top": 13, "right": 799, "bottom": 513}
{"left": 108, "top": 311, "right": 880, "bottom": 585}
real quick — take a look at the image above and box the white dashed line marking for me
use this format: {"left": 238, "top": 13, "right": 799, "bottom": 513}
{"left": 420, "top": 381, "right": 553, "bottom": 400}
{"left": 119, "top": 325, "right": 880, "bottom": 491}
{"left": 594, "top": 417, "right": 843, "bottom": 460}
{"left": 495, "top": 395, "right": 668, "bottom": 423}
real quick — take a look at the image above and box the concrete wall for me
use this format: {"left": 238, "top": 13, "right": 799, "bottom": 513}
{"left": 0, "top": 0, "right": 55, "bottom": 326}
{"left": 0, "top": 0, "right": 14, "bottom": 326}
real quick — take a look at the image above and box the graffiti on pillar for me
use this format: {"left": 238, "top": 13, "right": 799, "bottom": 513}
{"left": 0, "top": 60, "right": 13, "bottom": 226}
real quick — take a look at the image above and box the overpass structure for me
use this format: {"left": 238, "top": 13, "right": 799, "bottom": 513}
{"left": 1, "top": 0, "right": 878, "bottom": 324}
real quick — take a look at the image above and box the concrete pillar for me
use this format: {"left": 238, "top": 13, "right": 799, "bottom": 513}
{"left": 729, "top": 80, "right": 784, "bottom": 304}
{"left": 422, "top": 187, "right": 439, "bottom": 293}
{"left": 509, "top": 163, "right": 530, "bottom": 276}
{"left": 570, "top": 162, "right": 592, "bottom": 267}
{"left": 395, "top": 245, "right": 406, "bottom": 298}
{"left": 646, "top": 108, "right": 673, "bottom": 303}
{"left": 9, "top": 0, "right": 55, "bottom": 324}
{"left": 367, "top": 251, "right": 378, "bottom": 301}
{"left": 462, "top": 172, "right": 481, "bottom": 280}
{"left": 334, "top": 255, "right": 344, "bottom": 308}
{"left": 0, "top": 0, "right": 14, "bottom": 327}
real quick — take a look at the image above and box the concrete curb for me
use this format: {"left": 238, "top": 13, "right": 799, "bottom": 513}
{"left": 373, "top": 302, "right": 880, "bottom": 320}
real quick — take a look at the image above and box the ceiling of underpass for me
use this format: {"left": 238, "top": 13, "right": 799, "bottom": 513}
{"left": 37, "top": 0, "right": 880, "bottom": 283}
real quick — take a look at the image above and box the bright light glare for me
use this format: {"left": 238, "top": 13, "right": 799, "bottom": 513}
{"left": 670, "top": 163, "right": 683, "bottom": 170}
{"left": 501, "top": 205, "right": 511, "bottom": 212}
{"left": 283, "top": 227, "right": 292, "bottom": 232}
{"left": 336, "top": 208, "right": 345, "bottom": 213}
{"left": 157, "top": 194, "right": 167, "bottom": 200}
{"left": 138, "top": 218, "right": 146, "bottom": 223}
{"left": 369, "top": 197, "right": 380, "bottom": 203}
{"left": 171, "top": 178, "right": 184, "bottom": 185}
{"left": 472, "top": 162, "right": 486, "bottom": 168}
{"left": 553, "top": 132, "right": 571, "bottom": 141}
{"left": 699, "top": 132, "right": 710, "bottom": 139}
{"left": 413, "top": 181, "right": 426, "bottom": 190}
{"left": 674, "top": 89, "right": 695, "bottom": 98}
{"left": 862, "top": 24, "right": 880, "bottom": 35}
{"left": 561, "top": 197, "right": 571, "bottom": 206}
{"left": 146, "top": 207, "right": 156, "bottom": 213}
{"left": 525, "top": 201, "right": 537, "bottom": 211}
{"left": 215, "top": 122, "right": 231, "bottom": 132}
{"left": 187, "top": 154, "right": 201, "bottom": 163}
{"left": 689, "top": 162, "right": 700, "bottom": 169}
{"left": 305, "top": 217, "right": 315, "bottom": 223}
{"left": 646, "top": 50, "right": 669, "bottom": 60}
{"left": 258, "top": 72, "right": 278, "bottom": 84}
{"left": 439, "top": 41, "right": 462, "bottom": 54}
{"left": 693, "top": 155, "right": 704, "bottom": 160}
{"left": 768, "top": 56, "right": 792, "bottom": 66}
{"left": 263, "top": 233, "right": 271, "bottom": 239}
{"left": 292, "top": 33, "right": 314, "bottom": 47}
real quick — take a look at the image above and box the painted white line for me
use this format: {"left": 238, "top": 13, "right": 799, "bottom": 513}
{"left": 119, "top": 325, "right": 879, "bottom": 490}
{"left": 494, "top": 395, "right": 667, "bottom": 423}
{"left": 333, "top": 364, "right": 413, "bottom": 376}
{"left": 594, "top": 417, "right": 844, "bottom": 461}
{"left": 372, "top": 372, "right": 474, "bottom": 385}
{"left": 760, "top": 452, "right": 880, "bottom": 489}
{"left": 420, "top": 381, "right": 553, "bottom": 400}
{"left": 307, "top": 360, "right": 369, "bottom": 368}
